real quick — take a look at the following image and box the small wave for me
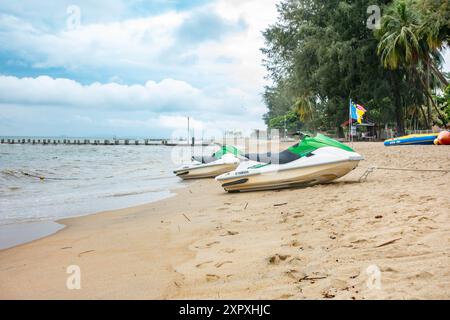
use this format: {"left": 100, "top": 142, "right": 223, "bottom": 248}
{"left": 0, "top": 169, "right": 80, "bottom": 181}
{"left": 103, "top": 189, "right": 165, "bottom": 198}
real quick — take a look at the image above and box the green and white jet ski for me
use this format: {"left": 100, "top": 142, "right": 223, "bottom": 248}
{"left": 174, "top": 145, "right": 243, "bottom": 180}
{"left": 215, "top": 134, "right": 363, "bottom": 192}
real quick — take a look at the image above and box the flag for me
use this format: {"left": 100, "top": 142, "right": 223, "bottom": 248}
{"left": 350, "top": 101, "right": 367, "bottom": 124}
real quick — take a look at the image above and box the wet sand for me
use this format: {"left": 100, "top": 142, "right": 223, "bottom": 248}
{"left": 0, "top": 142, "right": 449, "bottom": 299}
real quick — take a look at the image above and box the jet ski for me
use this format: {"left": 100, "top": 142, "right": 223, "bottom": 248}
{"left": 174, "top": 145, "right": 243, "bottom": 180}
{"left": 215, "top": 134, "right": 364, "bottom": 192}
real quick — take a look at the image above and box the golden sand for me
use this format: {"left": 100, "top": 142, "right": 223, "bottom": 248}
{"left": 0, "top": 142, "right": 449, "bottom": 299}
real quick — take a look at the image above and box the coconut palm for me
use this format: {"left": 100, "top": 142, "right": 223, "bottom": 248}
{"left": 377, "top": 0, "right": 448, "bottom": 127}
{"left": 377, "top": 0, "right": 424, "bottom": 69}
{"left": 293, "top": 94, "right": 315, "bottom": 122}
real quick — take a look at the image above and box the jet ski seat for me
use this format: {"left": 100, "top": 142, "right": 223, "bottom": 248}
{"left": 244, "top": 149, "right": 301, "bottom": 165}
{"left": 191, "top": 156, "right": 218, "bottom": 164}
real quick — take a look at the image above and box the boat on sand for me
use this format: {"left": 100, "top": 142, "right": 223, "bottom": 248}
{"left": 174, "top": 145, "right": 243, "bottom": 180}
{"left": 216, "top": 134, "right": 363, "bottom": 192}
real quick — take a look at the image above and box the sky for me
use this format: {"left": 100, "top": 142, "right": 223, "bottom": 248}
{"left": 0, "top": 0, "right": 279, "bottom": 138}
{"left": 0, "top": 1, "right": 448, "bottom": 138}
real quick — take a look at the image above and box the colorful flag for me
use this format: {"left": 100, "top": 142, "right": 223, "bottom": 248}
{"left": 350, "top": 101, "right": 367, "bottom": 124}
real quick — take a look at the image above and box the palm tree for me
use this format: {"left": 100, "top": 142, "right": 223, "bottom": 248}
{"left": 293, "top": 94, "right": 315, "bottom": 122}
{"left": 376, "top": 0, "right": 448, "bottom": 128}
{"left": 377, "top": 0, "right": 423, "bottom": 70}
{"left": 416, "top": 0, "right": 449, "bottom": 87}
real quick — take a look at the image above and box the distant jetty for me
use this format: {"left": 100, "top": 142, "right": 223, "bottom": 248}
{"left": 0, "top": 138, "right": 213, "bottom": 147}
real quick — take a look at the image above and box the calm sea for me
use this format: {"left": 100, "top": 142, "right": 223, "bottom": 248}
{"left": 0, "top": 141, "right": 214, "bottom": 249}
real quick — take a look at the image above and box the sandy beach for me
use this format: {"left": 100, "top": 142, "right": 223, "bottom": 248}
{"left": 0, "top": 142, "right": 449, "bottom": 299}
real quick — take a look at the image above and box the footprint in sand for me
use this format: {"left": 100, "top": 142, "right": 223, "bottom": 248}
{"left": 206, "top": 274, "right": 220, "bottom": 282}
{"left": 268, "top": 254, "right": 291, "bottom": 265}
{"left": 420, "top": 196, "right": 436, "bottom": 202}
{"left": 282, "top": 240, "right": 301, "bottom": 247}
{"left": 396, "top": 193, "right": 410, "bottom": 200}
{"left": 221, "top": 231, "right": 239, "bottom": 237}
{"left": 222, "top": 248, "right": 236, "bottom": 254}
{"left": 195, "top": 241, "right": 220, "bottom": 249}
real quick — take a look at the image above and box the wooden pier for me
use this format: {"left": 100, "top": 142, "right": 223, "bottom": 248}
{"left": 0, "top": 138, "right": 213, "bottom": 147}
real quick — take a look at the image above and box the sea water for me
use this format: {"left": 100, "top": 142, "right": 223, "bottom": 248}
{"left": 0, "top": 142, "right": 211, "bottom": 249}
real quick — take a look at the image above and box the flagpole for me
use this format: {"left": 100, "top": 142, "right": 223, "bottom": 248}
{"left": 349, "top": 98, "right": 352, "bottom": 143}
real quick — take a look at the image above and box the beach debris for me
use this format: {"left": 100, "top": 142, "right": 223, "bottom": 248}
{"left": 274, "top": 202, "right": 288, "bottom": 207}
{"left": 215, "top": 261, "right": 232, "bottom": 268}
{"left": 174, "top": 281, "right": 181, "bottom": 288}
{"left": 196, "top": 261, "right": 213, "bottom": 268}
{"left": 60, "top": 246, "right": 72, "bottom": 250}
{"left": 375, "top": 215, "right": 383, "bottom": 219}
{"left": 322, "top": 291, "right": 336, "bottom": 299}
{"left": 182, "top": 213, "right": 191, "bottom": 222}
{"left": 244, "top": 202, "right": 248, "bottom": 210}
{"left": 78, "top": 250, "right": 95, "bottom": 257}
{"left": 375, "top": 238, "right": 402, "bottom": 248}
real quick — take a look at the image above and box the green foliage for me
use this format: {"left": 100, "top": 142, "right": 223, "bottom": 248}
{"left": 268, "top": 110, "right": 300, "bottom": 133}
{"left": 377, "top": 0, "right": 423, "bottom": 70}
{"left": 436, "top": 85, "right": 450, "bottom": 124}
{"left": 262, "top": 0, "right": 449, "bottom": 134}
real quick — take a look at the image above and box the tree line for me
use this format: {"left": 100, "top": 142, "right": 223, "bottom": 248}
{"left": 262, "top": 0, "right": 450, "bottom": 136}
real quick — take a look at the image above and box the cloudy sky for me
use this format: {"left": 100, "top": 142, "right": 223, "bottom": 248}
{"left": 1, "top": 1, "right": 448, "bottom": 139}
{"left": 0, "top": 0, "right": 279, "bottom": 138}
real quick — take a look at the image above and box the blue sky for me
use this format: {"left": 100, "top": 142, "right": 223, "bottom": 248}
{"left": 0, "top": 0, "right": 279, "bottom": 138}
{"left": 0, "top": 1, "right": 448, "bottom": 138}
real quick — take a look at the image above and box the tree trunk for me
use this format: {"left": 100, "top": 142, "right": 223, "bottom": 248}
{"left": 426, "top": 59, "right": 432, "bottom": 126}
{"left": 414, "top": 67, "right": 448, "bottom": 126}
{"left": 418, "top": 105, "right": 429, "bottom": 128}
{"left": 428, "top": 58, "right": 449, "bottom": 87}
{"left": 390, "top": 71, "right": 405, "bottom": 135}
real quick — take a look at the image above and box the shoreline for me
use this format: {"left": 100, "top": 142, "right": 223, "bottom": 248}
{"left": 0, "top": 142, "right": 449, "bottom": 299}
{"left": 0, "top": 186, "right": 181, "bottom": 251}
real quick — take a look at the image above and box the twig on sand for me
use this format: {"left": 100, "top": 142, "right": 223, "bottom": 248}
{"left": 244, "top": 202, "right": 248, "bottom": 210}
{"left": 298, "top": 275, "right": 327, "bottom": 282}
{"left": 78, "top": 250, "right": 95, "bottom": 257}
{"left": 274, "top": 202, "right": 288, "bottom": 207}
{"left": 375, "top": 238, "right": 402, "bottom": 248}
{"left": 182, "top": 213, "right": 191, "bottom": 222}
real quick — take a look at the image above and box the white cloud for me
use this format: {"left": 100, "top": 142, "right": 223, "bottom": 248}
{"left": 0, "top": 75, "right": 206, "bottom": 111}
{"left": 0, "top": 75, "right": 265, "bottom": 136}
{"left": 0, "top": 0, "right": 280, "bottom": 136}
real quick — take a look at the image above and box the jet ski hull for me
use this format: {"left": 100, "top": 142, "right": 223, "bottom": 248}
{"left": 217, "top": 159, "right": 360, "bottom": 192}
{"left": 174, "top": 163, "right": 239, "bottom": 180}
